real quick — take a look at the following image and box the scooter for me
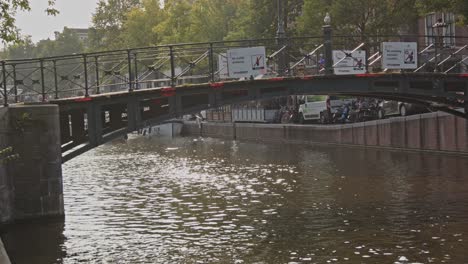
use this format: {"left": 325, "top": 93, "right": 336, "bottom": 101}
{"left": 333, "top": 104, "right": 351, "bottom": 123}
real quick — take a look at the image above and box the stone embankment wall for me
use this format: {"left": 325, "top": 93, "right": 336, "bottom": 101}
{"left": 0, "top": 105, "right": 64, "bottom": 227}
{"left": 0, "top": 108, "right": 14, "bottom": 225}
{"left": 182, "top": 112, "right": 468, "bottom": 154}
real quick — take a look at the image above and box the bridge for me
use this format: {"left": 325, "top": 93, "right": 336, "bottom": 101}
{"left": 1, "top": 34, "right": 467, "bottom": 162}
{"left": 1, "top": 32, "right": 468, "bottom": 226}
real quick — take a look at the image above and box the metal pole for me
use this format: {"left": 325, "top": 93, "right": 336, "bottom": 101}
{"left": 169, "top": 46, "right": 176, "bottom": 87}
{"left": 83, "top": 55, "right": 89, "bottom": 97}
{"left": 323, "top": 25, "right": 333, "bottom": 75}
{"left": 2, "top": 61, "right": 7, "bottom": 107}
{"left": 209, "top": 43, "right": 215, "bottom": 82}
{"left": 364, "top": 37, "right": 369, "bottom": 74}
{"left": 276, "top": 0, "right": 287, "bottom": 75}
{"left": 12, "top": 64, "right": 18, "bottom": 103}
{"left": 53, "top": 60, "right": 59, "bottom": 99}
{"left": 134, "top": 52, "right": 139, "bottom": 90}
{"left": 95, "top": 56, "right": 100, "bottom": 94}
{"left": 127, "top": 50, "right": 133, "bottom": 92}
{"left": 434, "top": 29, "right": 439, "bottom": 73}
{"left": 40, "top": 60, "right": 46, "bottom": 102}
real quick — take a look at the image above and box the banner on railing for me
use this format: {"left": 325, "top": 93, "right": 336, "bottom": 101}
{"left": 333, "top": 50, "right": 366, "bottom": 75}
{"left": 382, "top": 42, "right": 418, "bottom": 69}
{"left": 227, "top": 46, "right": 267, "bottom": 79}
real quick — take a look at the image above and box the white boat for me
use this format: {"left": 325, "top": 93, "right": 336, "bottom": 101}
{"left": 140, "top": 122, "right": 183, "bottom": 137}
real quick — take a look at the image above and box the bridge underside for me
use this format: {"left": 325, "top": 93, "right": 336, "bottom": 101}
{"left": 51, "top": 73, "right": 468, "bottom": 162}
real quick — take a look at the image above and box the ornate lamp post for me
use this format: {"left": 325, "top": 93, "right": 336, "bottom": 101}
{"left": 276, "top": 0, "right": 286, "bottom": 39}
{"left": 276, "top": 0, "right": 287, "bottom": 76}
{"left": 323, "top": 13, "right": 333, "bottom": 75}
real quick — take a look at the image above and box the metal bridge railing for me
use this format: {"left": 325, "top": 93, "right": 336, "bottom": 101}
{"left": 1, "top": 34, "right": 468, "bottom": 106}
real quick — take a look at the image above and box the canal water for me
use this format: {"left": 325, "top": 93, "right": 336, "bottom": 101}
{"left": 2, "top": 135, "right": 468, "bottom": 263}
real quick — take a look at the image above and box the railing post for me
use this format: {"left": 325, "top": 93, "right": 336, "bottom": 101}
{"left": 53, "top": 60, "right": 59, "bottom": 99}
{"left": 323, "top": 25, "right": 333, "bottom": 75}
{"left": 169, "top": 46, "right": 176, "bottom": 87}
{"left": 134, "top": 52, "right": 139, "bottom": 90}
{"left": 2, "top": 61, "right": 7, "bottom": 107}
{"left": 12, "top": 64, "right": 18, "bottom": 103}
{"left": 40, "top": 59, "right": 46, "bottom": 102}
{"left": 127, "top": 50, "right": 133, "bottom": 92}
{"left": 209, "top": 43, "right": 215, "bottom": 82}
{"left": 83, "top": 55, "right": 89, "bottom": 97}
{"left": 434, "top": 34, "right": 439, "bottom": 73}
{"left": 95, "top": 56, "right": 100, "bottom": 94}
{"left": 364, "top": 37, "right": 369, "bottom": 74}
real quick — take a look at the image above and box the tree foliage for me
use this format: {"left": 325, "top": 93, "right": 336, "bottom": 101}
{"left": 187, "top": 0, "right": 240, "bottom": 42}
{"left": 3, "top": 27, "right": 84, "bottom": 59}
{"left": 89, "top": 0, "right": 140, "bottom": 50}
{"left": 3, "top": 0, "right": 468, "bottom": 56}
{"left": 297, "top": 0, "right": 419, "bottom": 38}
{"left": 416, "top": 0, "right": 468, "bottom": 23}
{"left": 121, "top": 0, "right": 164, "bottom": 47}
{"left": 0, "top": 0, "right": 57, "bottom": 43}
{"left": 153, "top": 0, "right": 194, "bottom": 44}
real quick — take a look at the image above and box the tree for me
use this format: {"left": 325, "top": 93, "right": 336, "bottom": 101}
{"left": 89, "top": 0, "right": 140, "bottom": 50}
{"left": 3, "top": 27, "right": 84, "bottom": 59}
{"left": 53, "top": 27, "right": 84, "bottom": 56}
{"left": 0, "top": 0, "right": 57, "bottom": 43}
{"left": 296, "top": 0, "right": 419, "bottom": 38}
{"left": 120, "top": 0, "right": 164, "bottom": 48}
{"left": 284, "top": 0, "right": 305, "bottom": 35}
{"left": 188, "top": 0, "right": 240, "bottom": 42}
{"left": 224, "top": 0, "right": 277, "bottom": 40}
{"left": 3, "top": 36, "right": 35, "bottom": 59}
{"left": 153, "top": 0, "right": 193, "bottom": 44}
{"left": 295, "top": 0, "right": 329, "bottom": 36}
{"left": 416, "top": 0, "right": 468, "bottom": 23}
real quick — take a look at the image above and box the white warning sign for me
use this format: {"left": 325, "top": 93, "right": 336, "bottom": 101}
{"left": 382, "top": 42, "right": 418, "bottom": 69}
{"left": 332, "top": 50, "right": 366, "bottom": 75}
{"left": 227, "top": 46, "right": 267, "bottom": 79}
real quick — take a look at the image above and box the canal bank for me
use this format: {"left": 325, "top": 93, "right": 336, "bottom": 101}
{"left": 182, "top": 112, "right": 468, "bottom": 155}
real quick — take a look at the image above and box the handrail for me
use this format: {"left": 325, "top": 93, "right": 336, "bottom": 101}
{"left": 2, "top": 34, "right": 468, "bottom": 106}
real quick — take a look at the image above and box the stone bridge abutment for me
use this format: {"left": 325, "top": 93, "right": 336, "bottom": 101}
{"left": 0, "top": 105, "right": 63, "bottom": 226}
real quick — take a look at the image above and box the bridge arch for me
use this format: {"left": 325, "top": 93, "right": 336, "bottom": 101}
{"left": 53, "top": 73, "right": 467, "bottom": 162}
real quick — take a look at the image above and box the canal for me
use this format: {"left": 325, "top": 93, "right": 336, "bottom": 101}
{"left": 2, "top": 135, "right": 468, "bottom": 263}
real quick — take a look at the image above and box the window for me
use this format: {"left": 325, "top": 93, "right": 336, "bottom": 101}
{"left": 425, "top": 13, "right": 456, "bottom": 47}
{"left": 442, "top": 13, "right": 455, "bottom": 47}
{"left": 425, "top": 13, "right": 436, "bottom": 46}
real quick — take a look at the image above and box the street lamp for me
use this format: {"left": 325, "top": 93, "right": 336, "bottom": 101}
{"left": 323, "top": 13, "right": 333, "bottom": 75}
{"left": 276, "top": 0, "right": 286, "bottom": 39}
{"left": 276, "top": 0, "right": 287, "bottom": 76}
{"left": 324, "top": 12, "right": 331, "bottom": 25}
{"left": 432, "top": 18, "right": 448, "bottom": 72}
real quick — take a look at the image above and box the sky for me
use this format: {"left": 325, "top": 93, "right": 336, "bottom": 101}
{"left": 16, "top": 0, "right": 99, "bottom": 43}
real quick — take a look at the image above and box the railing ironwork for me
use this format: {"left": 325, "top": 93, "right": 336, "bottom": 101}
{"left": 1, "top": 35, "right": 468, "bottom": 105}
